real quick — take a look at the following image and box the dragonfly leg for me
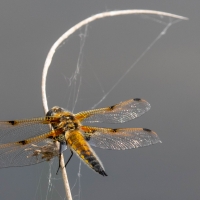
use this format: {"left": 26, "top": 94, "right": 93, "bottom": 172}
{"left": 56, "top": 150, "right": 74, "bottom": 174}
{"left": 56, "top": 153, "right": 61, "bottom": 175}
{"left": 65, "top": 150, "right": 73, "bottom": 168}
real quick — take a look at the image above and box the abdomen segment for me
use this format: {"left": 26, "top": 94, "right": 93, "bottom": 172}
{"left": 67, "top": 130, "right": 107, "bottom": 176}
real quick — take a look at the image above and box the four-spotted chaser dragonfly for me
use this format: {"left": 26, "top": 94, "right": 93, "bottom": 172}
{"left": 0, "top": 98, "right": 161, "bottom": 176}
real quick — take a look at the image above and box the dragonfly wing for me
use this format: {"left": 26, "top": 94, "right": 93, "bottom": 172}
{"left": 0, "top": 130, "right": 60, "bottom": 168}
{"left": 0, "top": 117, "right": 56, "bottom": 143}
{"left": 75, "top": 99, "right": 151, "bottom": 124}
{"left": 0, "top": 139, "right": 58, "bottom": 168}
{"left": 81, "top": 126, "right": 161, "bottom": 150}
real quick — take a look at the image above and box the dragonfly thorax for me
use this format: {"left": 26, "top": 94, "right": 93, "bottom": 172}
{"left": 46, "top": 106, "right": 80, "bottom": 131}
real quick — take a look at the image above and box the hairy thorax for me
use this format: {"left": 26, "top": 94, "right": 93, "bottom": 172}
{"left": 46, "top": 106, "right": 81, "bottom": 141}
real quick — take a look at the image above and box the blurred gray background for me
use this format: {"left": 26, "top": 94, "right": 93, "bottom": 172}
{"left": 0, "top": 0, "right": 199, "bottom": 200}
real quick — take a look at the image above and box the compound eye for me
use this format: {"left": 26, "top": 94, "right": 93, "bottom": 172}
{"left": 53, "top": 106, "right": 61, "bottom": 112}
{"left": 46, "top": 106, "right": 61, "bottom": 116}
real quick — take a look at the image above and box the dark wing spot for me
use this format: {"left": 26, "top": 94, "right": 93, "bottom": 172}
{"left": 133, "top": 98, "right": 141, "bottom": 101}
{"left": 143, "top": 128, "right": 152, "bottom": 132}
{"left": 84, "top": 129, "right": 96, "bottom": 141}
{"left": 85, "top": 135, "right": 91, "bottom": 141}
{"left": 8, "top": 120, "right": 17, "bottom": 125}
{"left": 112, "top": 129, "right": 118, "bottom": 132}
{"left": 109, "top": 105, "right": 115, "bottom": 110}
{"left": 90, "top": 129, "right": 96, "bottom": 133}
{"left": 18, "top": 140, "right": 27, "bottom": 145}
{"left": 45, "top": 116, "right": 51, "bottom": 121}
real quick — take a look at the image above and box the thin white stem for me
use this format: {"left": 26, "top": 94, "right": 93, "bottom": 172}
{"left": 59, "top": 153, "right": 72, "bottom": 200}
{"left": 41, "top": 9, "right": 188, "bottom": 200}
{"left": 41, "top": 10, "right": 187, "bottom": 113}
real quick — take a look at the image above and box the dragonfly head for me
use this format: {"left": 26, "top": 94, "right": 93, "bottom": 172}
{"left": 46, "top": 106, "right": 66, "bottom": 117}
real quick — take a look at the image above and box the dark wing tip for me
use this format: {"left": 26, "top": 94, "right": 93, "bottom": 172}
{"left": 133, "top": 98, "right": 151, "bottom": 110}
{"left": 143, "top": 128, "right": 162, "bottom": 144}
{"left": 133, "top": 98, "right": 142, "bottom": 101}
{"left": 143, "top": 128, "right": 152, "bottom": 132}
{"left": 8, "top": 120, "right": 18, "bottom": 125}
{"left": 18, "top": 140, "right": 28, "bottom": 145}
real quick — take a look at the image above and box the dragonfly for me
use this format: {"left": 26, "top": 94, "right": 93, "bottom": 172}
{"left": 0, "top": 98, "right": 161, "bottom": 176}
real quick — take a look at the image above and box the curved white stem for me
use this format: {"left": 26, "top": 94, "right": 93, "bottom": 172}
{"left": 41, "top": 9, "right": 188, "bottom": 200}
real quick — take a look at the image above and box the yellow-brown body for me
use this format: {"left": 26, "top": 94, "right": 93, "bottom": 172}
{"left": 66, "top": 130, "right": 106, "bottom": 176}
{"left": 46, "top": 106, "right": 107, "bottom": 176}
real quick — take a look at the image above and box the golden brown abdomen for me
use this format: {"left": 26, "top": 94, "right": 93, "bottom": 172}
{"left": 66, "top": 130, "right": 107, "bottom": 176}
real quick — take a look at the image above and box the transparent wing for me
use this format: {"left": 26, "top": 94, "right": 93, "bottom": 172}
{"left": 81, "top": 126, "right": 161, "bottom": 150}
{"left": 0, "top": 117, "right": 57, "bottom": 144}
{"left": 0, "top": 131, "right": 59, "bottom": 168}
{"left": 75, "top": 99, "right": 151, "bottom": 124}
